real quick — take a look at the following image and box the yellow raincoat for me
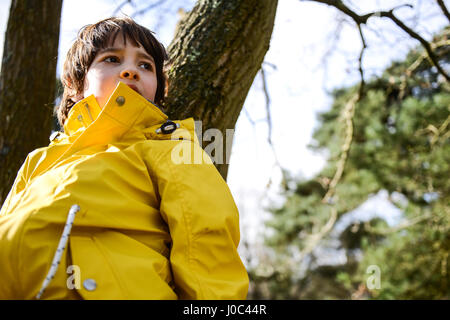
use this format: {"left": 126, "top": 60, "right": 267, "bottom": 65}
{"left": 0, "top": 82, "right": 249, "bottom": 299}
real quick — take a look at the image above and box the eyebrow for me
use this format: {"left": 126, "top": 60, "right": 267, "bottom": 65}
{"left": 98, "top": 47, "right": 155, "bottom": 63}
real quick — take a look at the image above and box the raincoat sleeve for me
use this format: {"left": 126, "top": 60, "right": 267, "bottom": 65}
{"left": 0, "top": 154, "right": 30, "bottom": 217}
{"left": 0, "top": 155, "right": 31, "bottom": 298}
{"left": 155, "top": 141, "right": 249, "bottom": 299}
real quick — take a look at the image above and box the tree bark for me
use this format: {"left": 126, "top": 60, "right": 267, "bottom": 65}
{"left": 165, "top": 0, "right": 278, "bottom": 180}
{"left": 0, "top": 0, "right": 63, "bottom": 205}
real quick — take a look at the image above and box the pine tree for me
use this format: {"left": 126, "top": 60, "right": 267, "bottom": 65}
{"left": 249, "top": 27, "right": 450, "bottom": 300}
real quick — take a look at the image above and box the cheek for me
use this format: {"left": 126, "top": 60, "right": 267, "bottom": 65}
{"left": 144, "top": 75, "right": 158, "bottom": 99}
{"left": 85, "top": 70, "right": 102, "bottom": 89}
{"left": 84, "top": 69, "right": 112, "bottom": 95}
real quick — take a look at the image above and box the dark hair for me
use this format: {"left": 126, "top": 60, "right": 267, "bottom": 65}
{"left": 56, "top": 16, "right": 168, "bottom": 127}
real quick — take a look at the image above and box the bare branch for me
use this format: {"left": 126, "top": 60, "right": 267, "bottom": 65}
{"left": 306, "top": 1, "right": 412, "bottom": 24}
{"left": 260, "top": 66, "right": 289, "bottom": 190}
{"left": 298, "top": 207, "right": 338, "bottom": 260}
{"left": 321, "top": 21, "right": 366, "bottom": 204}
{"left": 132, "top": 0, "right": 167, "bottom": 18}
{"left": 242, "top": 107, "right": 256, "bottom": 126}
{"left": 407, "top": 37, "right": 450, "bottom": 76}
{"left": 260, "top": 67, "right": 273, "bottom": 145}
{"left": 263, "top": 61, "right": 278, "bottom": 71}
{"left": 436, "top": 0, "right": 450, "bottom": 22}
{"left": 293, "top": 10, "right": 368, "bottom": 256}
{"left": 356, "top": 23, "right": 366, "bottom": 97}
{"left": 322, "top": 91, "right": 359, "bottom": 204}
{"left": 295, "top": 103, "right": 357, "bottom": 259}
{"left": 298, "top": 73, "right": 364, "bottom": 258}
{"left": 317, "top": 14, "right": 345, "bottom": 91}
{"left": 305, "top": 0, "right": 450, "bottom": 81}
{"left": 364, "top": 212, "right": 433, "bottom": 235}
{"left": 112, "top": 0, "right": 134, "bottom": 16}
{"left": 416, "top": 113, "right": 450, "bottom": 147}
{"left": 380, "top": 10, "right": 450, "bottom": 81}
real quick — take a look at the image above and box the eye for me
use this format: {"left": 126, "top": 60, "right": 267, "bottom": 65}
{"left": 103, "top": 56, "right": 119, "bottom": 63}
{"left": 139, "top": 62, "right": 153, "bottom": 71}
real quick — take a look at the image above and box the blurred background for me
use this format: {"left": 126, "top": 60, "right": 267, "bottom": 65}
{"left": 0, "top": 0, "right": 449, "bottom": 299}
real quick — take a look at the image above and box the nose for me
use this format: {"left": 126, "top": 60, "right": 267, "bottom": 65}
{"left": 120, "top": 68, "right": 139, "bottom": 80}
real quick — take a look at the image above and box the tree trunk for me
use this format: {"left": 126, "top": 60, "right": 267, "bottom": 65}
{"left": 0, "top": 0, "right": 63, "bottom": 205}
{"left": 165, "top": 0, "right": 278, "bottom": 180}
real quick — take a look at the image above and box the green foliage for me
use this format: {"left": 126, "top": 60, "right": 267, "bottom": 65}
{"left": 249, "top": 28, "right": 450, "bottom": 299}
{"left": 355, "top": 206, "right": 449, "bottom": 299}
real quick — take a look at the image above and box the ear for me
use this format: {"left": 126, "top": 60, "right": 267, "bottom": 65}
{"left": 66, "top": 89, "right": 84, "bottom": 104}
{"left": 164, "top": 77, "right": 169, "bottom": 97}
{"left": 73, "top": 91, "right": 84, "bottom": 102}
{"left": 65, "top": 78, "right": 85, "bottom": 103}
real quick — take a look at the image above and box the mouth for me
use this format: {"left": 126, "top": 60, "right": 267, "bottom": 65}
{"left": 126, "top": 84, "right": 141, "bottom": 95}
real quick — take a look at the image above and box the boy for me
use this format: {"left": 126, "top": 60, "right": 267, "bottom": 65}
{"left": 0, "top": 17, "right": 249, "bottom": 299}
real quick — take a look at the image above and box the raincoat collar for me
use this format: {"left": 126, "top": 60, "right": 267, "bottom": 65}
{"left": 64, "top": 81, "right": 168, "bottom": 137}
{"left": 39, "top": 82, "right": 199, "bottom": 183}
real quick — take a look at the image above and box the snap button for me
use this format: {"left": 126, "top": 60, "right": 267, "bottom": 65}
{"left": 116, "top": 96, "right": 125, "bottom": 106}
{"left": 77, "top": 115, "right": 83, "bottom": 121}
{"left": 156, "top": 120, "right": 180, "bottom": 134}
{"left": 83, "top": 279, "right": 97, "bottom": 291}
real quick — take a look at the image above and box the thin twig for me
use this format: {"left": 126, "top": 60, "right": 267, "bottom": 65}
{"left": 260, "top": 66, "right": 289, "bottom": 190}
{"left": 132, "top": 0, "right": 167, "bottom": 18}
{"left": 436, "top": 0, "right": 450, "bottom": 22}
{"left": 401, "top": 37, "right": 450, "bottom": 100}
{"left": 363, "top": 212, "right": 433, "bottom": 235}
{"left": 243, "top": 107, "right": 256, "bottom": 126}
{"left": 260, "top": 67, "right": 273, "bottom": 145}
{"left": 298, "top": 207, "right": 338, "bottom": 260}
{"left": 112, "top": 0, "right": 134, "bottom": 16}
{"left": 416, "top": 114, "right": 450, "bottom": 146}
{"left": 318, "top": 14, "right": 345, "bottom": 91}
{"left": 407, "top": 38, "right": 450, "bottom": 75}
{"left": 356, "top": 23, "right": 366, "bottom": 97}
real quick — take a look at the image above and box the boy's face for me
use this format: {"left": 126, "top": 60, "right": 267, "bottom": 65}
{"left": 81, "top": 34, "right": 158, "bottom": 108}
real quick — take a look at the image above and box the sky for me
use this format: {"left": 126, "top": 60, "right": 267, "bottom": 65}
{"left": 0, "top": 0, "right": 448, "bottom": 257}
